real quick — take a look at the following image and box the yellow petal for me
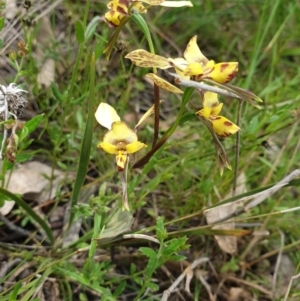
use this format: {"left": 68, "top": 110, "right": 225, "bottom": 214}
{"left": 95, "top": 102, "right": 121, "bottom": 129}
{"left": 97, "top": 141, "right": 117, "bottom": 154}
{"left": 104, "top": 121, "right": 137, "bottom": 145}
{"left": 125, "top": 50, "right": 171, "bottom": 69}
{"left": 210, "top": 115, "right": 240, "bottom": 137}
{"left": 116, "top": 150, "right": 127, "bottom": 171}
{"left": 132, "top": 2, "right": 147, "bottom": 13}
{"left": 196, "top": 107, "right": 211, "bottom": 119}
{"left": 184, "top": 36, "right": 208, "bottom": 65}
{"left": 202, "top": 91, "right": 219, "bottom": 108}
{"left": 183, "top": 62, "right": 203, "bottom": 76}
{"left": 105, "top": 0, "right": 128, "bottom": 27}
{"left": 145, "top": 73, "right": 183, "bottom": 94}
{"left": 105, "top": 10, "right": 124, "bottom": 27}
{"left": 211, "top": 102, "right": 223, "bottom": 115}
{"left": 126, "top": 141, "right": 147, "bottom": 154}
{"left": 208, "top": 62, "right": 238, "bottom": 84}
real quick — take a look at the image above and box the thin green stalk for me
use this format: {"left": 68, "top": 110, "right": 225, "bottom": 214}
{"left": 67, "top": 0, "right": 91, "bottom": 101}
{"left": 233, "top": 99, "right": 243, "bottom": 196}
{"left": 131, "top": 13, "right": 160, "bottom": 147}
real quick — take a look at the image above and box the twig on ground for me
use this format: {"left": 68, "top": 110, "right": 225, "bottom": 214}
{"left": 224, "top": 275, "right": 272, "bottom": 296}
{"left": 195, "top": 269, "right": 216, "bottom": 301}
{"left": 272, "top": 229, "right": 284, "bottom": 298}
{"left": 283, "top": 272, "right": 300, "bottom": 301}
{"left": 123, "top": 234, "right": 160, "bottom": 244}
{"left": 161, "top": 257, "right": 209, "bottom": 301}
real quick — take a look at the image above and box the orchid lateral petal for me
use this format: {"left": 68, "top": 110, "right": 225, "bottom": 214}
{"left": 125, "top": 50, "right": 171, "bottom": 69}
{"left": 211, "top": 115, "right": 240, "bottom": 138}
{"left": 95, "top": 102, "right": 121, "bottom": 129}
{"left": 209, "top": 62, "right": 238, "bottom": 84}
{"left": 184, "top": 35, "right": 208, "bottom": 65}
{"left": 97, "top": 141, "right": 118, "bottom": 154}
{"left": 146, "top": 73, "right": 183, "bottom": 94}
{"left": 135, "top": 100, "right": 164, "bottom": 129}
{"left": 126, "top": 141, "right": 147, "bottom": 154}
{"left": 104, "top": 121, "right": 138, "bottom": 145}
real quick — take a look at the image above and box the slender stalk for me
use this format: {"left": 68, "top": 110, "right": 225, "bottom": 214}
{"left": 152, "top": 83, "right": 160, "bottom": 146}
{"left": 67, "top": 0, "right": 91, "bottom": 101}
{"left": 131, "top": 13, "right": 160, "bottom": 147}
{"left": 233, "top": 99, "right": 243, "bottom": 196}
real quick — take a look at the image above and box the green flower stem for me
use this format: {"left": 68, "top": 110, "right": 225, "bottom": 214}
{"left": 131, "top": 12, "right": 160, "bottom": 147}
{"left": 233, "top": 99, "right": 243, "bottom": 195}
{"left": 133, "top": 87, "right": 194, "bottom": 168}
{"left": 67, "top": 0, "right": 91, "bottom": 101}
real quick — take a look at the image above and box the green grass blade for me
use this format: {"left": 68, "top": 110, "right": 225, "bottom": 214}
{"left": 69, "top": 53, "right": 95, "bottom": 226}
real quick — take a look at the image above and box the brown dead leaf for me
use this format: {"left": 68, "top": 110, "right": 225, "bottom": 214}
{"left": 1, "top": 161, "right": 68, "bottom": 215}
{"left": 204, "top": 173, "right": 247, "bottom": 254}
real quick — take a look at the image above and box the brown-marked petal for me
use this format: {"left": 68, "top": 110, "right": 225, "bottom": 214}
{"left": 125, "top": 50, "right": 171, "bottom": 69}
{"left": 209, "top": 62, "right": 238, "bottom": 84}
{"left": 146, "top": 73, "right": 183, "bottom": 94}
{"left": 211, "top": 116, "right": 240, "bottom": 137}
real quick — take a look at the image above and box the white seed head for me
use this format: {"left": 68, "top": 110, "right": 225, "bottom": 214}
{"left": 0, "top": 83, "right": 28, "bottom": 120}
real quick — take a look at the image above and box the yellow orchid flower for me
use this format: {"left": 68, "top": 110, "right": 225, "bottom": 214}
{"left": 95, "top": 103, "right": 146, "bottom": 171}
{"left": 126, "top": 35, "right": 238, "bottom": 85}
{"left": 196, "top": 91, "right": 240, "bottom": 138}
{"left": 105, "top": 0, "right": 193, "bottom": 27}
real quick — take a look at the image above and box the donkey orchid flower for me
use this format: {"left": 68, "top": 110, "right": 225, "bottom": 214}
{"left": 105, "top": 0, "right": 192, "bottom": 27}
{"left": 196, "top": 91, "right": 240, "bottom": 138}
{"left": 95, "top": 103, "right": 146, "bottom": 171}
